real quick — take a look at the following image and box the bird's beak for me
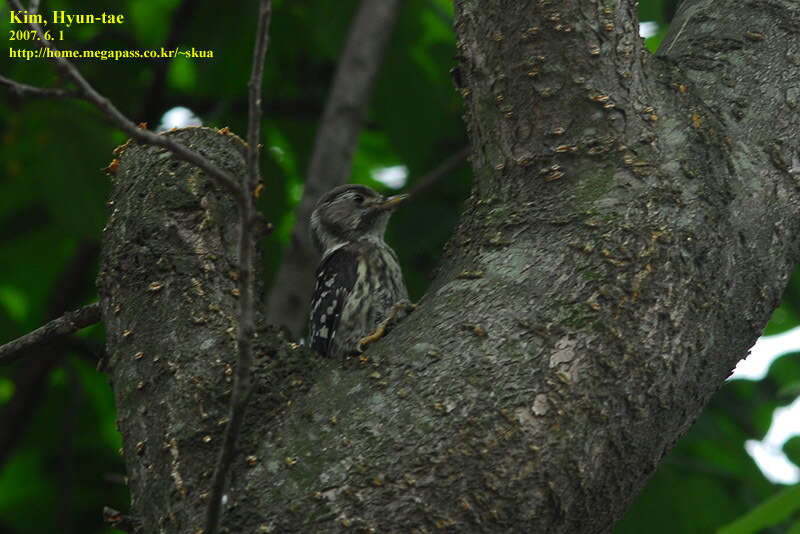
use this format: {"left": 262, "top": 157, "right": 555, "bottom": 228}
{"left": 377, "top": 193, "right": 409, "bottom": 211}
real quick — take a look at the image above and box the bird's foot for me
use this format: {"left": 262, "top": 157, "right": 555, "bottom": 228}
{"left": 359, "top": 300, "right": 416, "bottom": 351}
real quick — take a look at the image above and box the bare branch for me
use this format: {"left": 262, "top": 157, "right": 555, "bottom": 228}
{"left": 0, "top": 75, "right": 78, "bottom": 99}
{"left": 204, "top": 2, "right": 272, "bottom": 534}
{"left": 265, "top": 0, "right": 406, "bottom": 335}
{"left": 245, "top": 0, "right": 271, "bottom": 196}
{"left": 0, "top": 240, "right": 99, "bottom": 471}
{"left": 406, "top": 146, "right": 470, "bottom": 199}
{"left": 5, "top": 0, "right": 245, "bottom": 204}
{"left": 0, "top": 303, "right": 101, "bottom": 366}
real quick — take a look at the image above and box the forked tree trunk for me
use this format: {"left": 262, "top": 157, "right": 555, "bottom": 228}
{"left": 99, "top": 1, "right": 800, "bottom": 532}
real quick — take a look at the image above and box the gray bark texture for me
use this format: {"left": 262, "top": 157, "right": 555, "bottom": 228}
{"left": 266, "top": 0, "right": 405, "bottom": 335}
{"left": 99, "top": 0, "right": 800, "bottom": 532}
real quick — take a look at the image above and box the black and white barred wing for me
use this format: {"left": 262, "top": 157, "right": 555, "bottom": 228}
{"left": 309, "top": 246, "right": 358, "bottom": 357}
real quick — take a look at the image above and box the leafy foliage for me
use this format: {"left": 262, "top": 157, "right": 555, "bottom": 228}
{"left": 0, "top": 0, "right": 797, "bottom": 532}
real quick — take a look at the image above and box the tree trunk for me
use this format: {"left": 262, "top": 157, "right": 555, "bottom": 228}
{"left": 99, "top": 1, "right": 800, "bottom": 532}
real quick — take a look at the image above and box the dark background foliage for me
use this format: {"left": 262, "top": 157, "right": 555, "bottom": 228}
{"left": 1, "top": 0, "right": 798, "bottom": 532}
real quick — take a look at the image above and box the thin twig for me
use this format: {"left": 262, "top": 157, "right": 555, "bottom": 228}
{"left": 28, "top": 0, "right": 39, "bottom": 14}
{"left": 0, "top": 241, "right": 99, "bottom": 471}
{"left": 0, "top": 75, "right": 78, "bottom": 99}
{"left": 245, "top": 1, "right": 271, "bottom": 196}
{"left": 406, "top": 145, "right": 470, "bottom": 199}
{"left": 665, "top": 11, "right": 692, "bottom": 54}
{"left": 203, "top": 2, "right": 272, "bottom": 534}
{"left": 0, "top": 303, "right": 101, "bottom": 365}
{"left": 5, "top": 0, "right": 244, "bottom": 204}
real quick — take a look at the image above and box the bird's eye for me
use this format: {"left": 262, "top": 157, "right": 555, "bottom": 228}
{"left": 353, "top": 194, "right": 364, "bottom": 205}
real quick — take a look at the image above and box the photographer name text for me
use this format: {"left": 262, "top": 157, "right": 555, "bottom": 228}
{"left": 10, "top": 10, "right": 124, "bottom": 28}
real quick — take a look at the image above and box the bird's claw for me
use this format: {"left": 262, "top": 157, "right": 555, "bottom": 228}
{"left": 358, "top": 300, "right": 416, "bottom": 351}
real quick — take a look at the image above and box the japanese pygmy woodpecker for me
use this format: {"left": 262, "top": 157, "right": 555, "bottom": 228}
{"left": 308, "top": 184, "right": 410, "bottom": 358}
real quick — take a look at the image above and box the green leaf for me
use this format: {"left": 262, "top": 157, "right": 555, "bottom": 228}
{"left": 0, "top": 377, "right": 14, "bottom": 405}
{"left": 716, "top": 485, "right": 800, "bottom": 534}
{"left": 167, "top": 56, "right": 198, "bottom": 92}
{"left": 127, "top": 0, "right": 178, "bottom": 47}
{"left": 647, "top": 27, "right": 670, "bottom": 53}
{"left": 0, "top": 451, "right": 58, "bottom": 532}
{"left": 778, "top": 381, "right": 800, "bottom": 401}
{"left": 0, "top": 284, "right": 29, "bottom": 323}
{"left": 785, "top": 437, "right": 800, "bottom": 467}
{"left": 264, "top": 121, "right": 300, "bottom": 185}
{"left": 352, "top": 130, "right": 403, "bottom": 188}
{"left": 638, "top": 0, "right": 666, "bottom": 23}
{"left": 615, "top": 469, "right": 743, "bottom": 534}
{"left": 763, "top": 302, "right": 800, "bottom": 336}
{"left": 71, "top": 356, "right": 123, "bottom": 452}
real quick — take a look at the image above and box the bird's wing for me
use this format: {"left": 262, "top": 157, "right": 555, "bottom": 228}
{"left": 309, "top": 246, "right": 359, "bottom": 357}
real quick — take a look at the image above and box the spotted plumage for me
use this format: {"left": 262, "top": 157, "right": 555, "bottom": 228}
{"left": 308, "top": 185, "right": 409, "bottom": 358}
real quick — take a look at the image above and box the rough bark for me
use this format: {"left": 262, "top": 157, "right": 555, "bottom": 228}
{"left": 266, "top": 0, "right": 406, "bottom": 335}
{"left": 100, "top": 1, "right": 800, "bottom": 533}
{"left": 99, "top": 127, "right": 314, "bottom": 532}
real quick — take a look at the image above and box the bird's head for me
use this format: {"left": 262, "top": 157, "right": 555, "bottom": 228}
{"left": 310, "top": 184, "right": 408, "bottom": 255}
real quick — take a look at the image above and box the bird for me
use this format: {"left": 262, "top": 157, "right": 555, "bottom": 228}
{"left": 308, "top": 184, "right": 412, "bottom": 358}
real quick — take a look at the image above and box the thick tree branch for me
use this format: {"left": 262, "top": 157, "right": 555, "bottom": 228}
{"left": 0, "top": 303, "right": 100, "bottom": 365}
{"left": 99, "top": 126, "right": 289, "bottom": 534}
{"left": 226, "top": 0, "right": 797, "bottom": 531}
{"left": 4, "top": 6, "right": 270, "bottom": 532}
{"left": 658, "top": 0, "right": 798, "bottom": 142}
{"left": 265, "top": 0, "right": 406, "bottom": 335}
{"left": 204, "top": 2, "right": 272, "bottom": 533}
{"left": 98, "top": 0, "right": 800, "bottom": 533}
